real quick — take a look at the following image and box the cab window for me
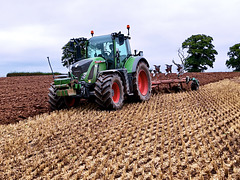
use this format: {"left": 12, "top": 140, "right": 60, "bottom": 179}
{"left": 116, "top": 38, "right": 128, "bottom": 62}
{"left": 87, "top": 35, "right": 113, "bottom": 60}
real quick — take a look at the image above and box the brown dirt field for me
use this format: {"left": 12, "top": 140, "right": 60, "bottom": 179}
{"left": 0, "top": 77, "right": 239, "bottom": 179}
{"left": 0, "top": 76, "right": 53, "bottom": 125}
{"left": 0, "top": 72, "right": 240, "bottom": 125}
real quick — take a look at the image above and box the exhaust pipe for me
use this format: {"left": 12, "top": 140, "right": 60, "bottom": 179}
{"left": 47, "top": 57, "right": 55, "bottom": 79}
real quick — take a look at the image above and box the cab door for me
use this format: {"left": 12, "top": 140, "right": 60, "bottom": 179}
{"left": 115, "top": 36, "right": 130, "bottom": 68}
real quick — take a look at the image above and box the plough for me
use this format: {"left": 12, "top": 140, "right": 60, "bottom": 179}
{"left": 150, "top": 63, "right": 199, "bottom": 92}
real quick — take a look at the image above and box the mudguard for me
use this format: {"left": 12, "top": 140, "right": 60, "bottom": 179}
{"left": 98, "top": 69, "right": 126, "bottom": 82}
{"left": 124, "top": 56, "right": 149, "bottom": 73}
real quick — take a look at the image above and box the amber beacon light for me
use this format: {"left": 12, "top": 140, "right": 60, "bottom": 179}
{"left": 127, "top": 25, "right": 130, "bottom": 36}
{"left": 91, "top": 30, "right": 94, "bottom": 37}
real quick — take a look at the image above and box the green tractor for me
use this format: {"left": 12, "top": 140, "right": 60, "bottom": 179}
{"left": 48, "top": 25, "right": 151, "bottom": 110}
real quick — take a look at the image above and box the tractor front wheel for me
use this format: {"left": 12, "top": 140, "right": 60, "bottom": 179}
{"left": 64, "top": 96, "right": 79, "bottom": 108}
{"left": 133, "top": 62, "right": 151, "bottom": 101}
{"left": 94, "top": 73, "right": 124, "bottom": 110}
{"left": 48, "top": 84, "right": 79, "bottom": 110}
{"left": 48, "top": 84, "right": 66, "bottom": 111}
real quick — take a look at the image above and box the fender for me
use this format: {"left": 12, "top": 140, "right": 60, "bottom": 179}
{"left": 125, "top": 56, "right": 150, "bottom": 73}
{"left": 98, "top": 69, "right": 122, "bottom": 75}
{"left": 98, "top": 69, "right": 126, "bottom": 85}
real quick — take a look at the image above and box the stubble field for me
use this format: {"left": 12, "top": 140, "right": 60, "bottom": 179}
{"left": 0, "top": 75, "right": 239, "bottom": 179}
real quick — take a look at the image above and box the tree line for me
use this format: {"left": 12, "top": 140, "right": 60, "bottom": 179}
{"left": 179, "top": 34, "right": 240, "bottom": 72}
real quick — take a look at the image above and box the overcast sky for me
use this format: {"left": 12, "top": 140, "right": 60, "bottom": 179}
{"left": 0, "top": 0, "right": 239, "bottom": 77}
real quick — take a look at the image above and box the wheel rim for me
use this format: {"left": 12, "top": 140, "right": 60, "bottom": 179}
{"left": 65, "top": 97, "right": 75, "bottom": 107}
{"left": 112, "top": 82, "right": 120, "bottom": 103}
{"left": 138, "top": 70, "right": 149, "bottom": 96}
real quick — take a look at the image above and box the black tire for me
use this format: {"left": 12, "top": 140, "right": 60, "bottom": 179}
{"left": 48, "top": 84, "right": 66, "bottom": 111}
{"left": 48, "top": 84, "right": 79, "bottom": 111}
{"left": 94, "top": 73, "right": 124, "bottom": 110}
{"left": 133, "top": 62, "right": 151, "bottom": 101}
{"left": 191, "top": 81, "right": 199, "bottom": 91}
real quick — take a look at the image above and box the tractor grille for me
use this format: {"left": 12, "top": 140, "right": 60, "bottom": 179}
{"left": 71, "top": 59, "right": 92, "bottom": 78}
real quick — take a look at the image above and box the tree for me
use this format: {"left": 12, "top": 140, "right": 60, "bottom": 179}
{"left": 61, "top": 41, "right": 73, "bottom": 67}
{"left": 177, "top": 47, "right": 189, "bottom": 65}
{"left": 182, "top": 34, "right": 218, "bottom": 72}
{"left": 226, "top": 43, "right": 240, "bottom": 71}
{"left": 61, "top": 39, "right": 86, "bottom": 67}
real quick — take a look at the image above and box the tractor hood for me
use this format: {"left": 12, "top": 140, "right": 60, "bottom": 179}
{"left": 71, "top": 59, "right": 93, "bottom": 78}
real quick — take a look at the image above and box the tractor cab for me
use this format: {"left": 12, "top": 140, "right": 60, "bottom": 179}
{"left": 87, "top": 32, "right": 131, "bottom": 69}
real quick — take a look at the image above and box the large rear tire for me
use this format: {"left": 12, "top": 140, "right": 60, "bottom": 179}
{"left": 94, "top": 73, "right": 124, "bottom": 110}
{"left": 48, "top": 84, "right": 79, "bottom": 111}
{"left": 133, "top": 62, "right": 151, "bottom": 101}
{"left": 191, "top": 81, "right": 199, "bottom": 91}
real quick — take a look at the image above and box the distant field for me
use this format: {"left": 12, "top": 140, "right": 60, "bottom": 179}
{"left": 6, "top": 72, "right": 62, "bottom": 77}
{"left": 0, "top": 77, "right": 239, "bottom": 179}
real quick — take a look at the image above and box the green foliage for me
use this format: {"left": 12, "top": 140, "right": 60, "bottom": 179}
{"left": 61, "top": 40, "right": 86, "bottom": 67}
{"left": 226, "top": 43, "right": 240, "bottom": 71}
{"left": 61, "top": 42, "right": 73, "bottom": 67}
{"left": 6, "top": 72, "right": 62, "bottom": 77}
{"left": 182, "top": 34, "right": 218, "bottom": 72}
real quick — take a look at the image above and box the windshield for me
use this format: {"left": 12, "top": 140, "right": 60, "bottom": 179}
{"left": 87, "top": 35, "right": 113, "bottom": 59}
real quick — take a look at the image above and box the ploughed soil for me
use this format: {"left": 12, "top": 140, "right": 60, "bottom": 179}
{"left": 0, "top": 76, "right": 53, "bottom": 125}
{"left": 1, "top": 72, "right": 240, "bottom": 125}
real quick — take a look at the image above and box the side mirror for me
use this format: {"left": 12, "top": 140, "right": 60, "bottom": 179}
{"left": 119, "top": 34, "right": 124, "bottom": 46}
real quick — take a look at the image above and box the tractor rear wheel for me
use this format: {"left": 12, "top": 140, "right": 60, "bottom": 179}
{"left": 94, "top": 73, "right": 124, "bottom": 110}
{"left": 133, "top": 62, "right": 151, "bottom": 101}
{"left": 48, "top": 84, "right": 79, "bottom": 110}
{"left": 191, "top": 81, "right": 199, "bottom": 91}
